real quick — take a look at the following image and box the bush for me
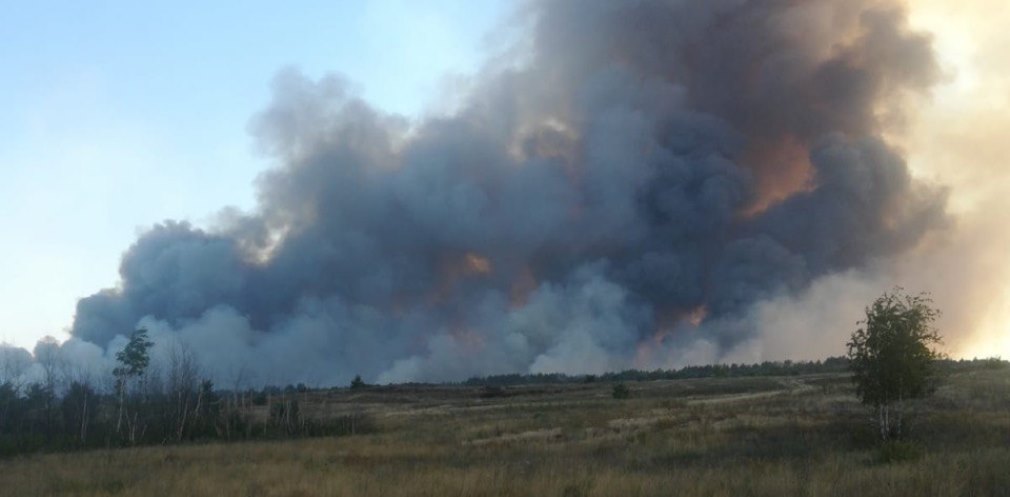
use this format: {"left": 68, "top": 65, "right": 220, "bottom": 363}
{"left": 612, "top": 383, "right": 630, "bottom": 399}
{"left": 350, "top": 375, "right": 366, "bottom": 391}
{"left": 479, "top": 385, "right": 508, "bottom": 399}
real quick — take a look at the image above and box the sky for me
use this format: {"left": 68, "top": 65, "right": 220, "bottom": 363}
{"left": 0, "top": 0, "right": 507, "bottom": 348}
{"left": 1, "top": 0, "right": 1008, "bottom": 361}
{"left": 901, "top": 0, "right": 1010, "bottom": 357}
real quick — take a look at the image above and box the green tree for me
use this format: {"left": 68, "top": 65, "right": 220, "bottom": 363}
{"left": 350, "top": 374, "right": 366, "bottom": 391}
{"left": 847, "top": 289, "right": 942, "bottom": 440}
{"left": 114, "top": 328, "right": 153, "bottom": 440}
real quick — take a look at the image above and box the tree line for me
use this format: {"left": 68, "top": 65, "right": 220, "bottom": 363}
{"left": 464, "top": 357, "right": 853, "bottom": 387}
{"left": 0, "top": 329, "right": 369, "bottom": 458}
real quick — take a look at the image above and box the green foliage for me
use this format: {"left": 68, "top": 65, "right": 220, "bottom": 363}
{"left": 612, "top": 383, "right": 630, "bottom": 399}
{"left": 979, "top": 357, "right": 1007, "bottom": 370}
{"left": 113, "top": 329, "right": 154, "bottom": 381}
{"left": 112, "top": 329, "right": 154, "bottom": 442}
{"left": 848, "top": 289, "right": 942, "bottom": 407}
{"left": 464, "top": 357, "right": 851, "bottom": 387}
{"left": 350, "top": 374, "right": 366, "bottom": 390}
{"left": 848, "top": 289, "right": 943, "bottom": 440}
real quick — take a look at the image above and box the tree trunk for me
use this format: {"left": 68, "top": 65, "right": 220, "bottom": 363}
{"left": 79, "top": 392, "right": 89, "bottom": 444}
{"left": 878, "top": 403, "right": 891, "bottom": 441}
{"left": 176, "top": 390, "right": 189, "bottom": 442}
{"left": 116, "top": 381, "right": 125, "bottom": 437}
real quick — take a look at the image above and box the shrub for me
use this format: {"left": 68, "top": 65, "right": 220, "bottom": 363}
{"left": 350, "top": 375, "right": 366, "bottom": 391}
{"left": 612, "top": 383, "right": 630, "bottom": 399}
{"left": 479, "top": 385, "right": 508, "bottom": 399}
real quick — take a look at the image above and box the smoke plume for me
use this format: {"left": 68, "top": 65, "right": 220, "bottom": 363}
{"left": 56, "top": 0, "right": 951, "bottom": 385}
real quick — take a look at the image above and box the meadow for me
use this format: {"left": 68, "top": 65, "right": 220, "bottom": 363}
{"left": 2, "top": 365, "right": 1009, "bottom": 497}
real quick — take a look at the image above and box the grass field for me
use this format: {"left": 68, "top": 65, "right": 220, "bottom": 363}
{"left": 3, "top": 368, "right": 1009, "bottom": 496}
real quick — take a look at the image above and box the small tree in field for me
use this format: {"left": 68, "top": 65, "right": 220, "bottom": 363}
{"left": 847, "top": 289, "right": 942, "bottom": 441}
{"left": 349, "top": 375, "right": 366, "bottom": 391}
{"left": 114, "top": 328, "right": 153, "bottom": 440}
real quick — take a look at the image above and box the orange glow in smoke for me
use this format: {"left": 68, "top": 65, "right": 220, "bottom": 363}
{"left": 633, "top": 305, "right": 710, "bottom": 367}
{"left": 426, "top": 252, "right": 494, "bottom": 305}
{"left": 740, "top": 135, "right": 814, "bottom": 217}
{"left": 464, "top": 252, "right": 492, "bottom": 275}
{"left": 687, "top": 305, "right": 708, "bottom": 327}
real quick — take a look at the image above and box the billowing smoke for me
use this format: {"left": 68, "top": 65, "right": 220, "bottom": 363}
{"left": 43, "top": 0, "right": 952, "bottom": 385}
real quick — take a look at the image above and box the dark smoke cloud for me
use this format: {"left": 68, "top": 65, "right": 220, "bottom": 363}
{"left": 65, "top": 0, "right": 945, "bottom": 385}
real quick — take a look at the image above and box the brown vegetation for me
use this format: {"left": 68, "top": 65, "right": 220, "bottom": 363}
{"left": 3, "top": 364, "right": 1010, "bottom": 496}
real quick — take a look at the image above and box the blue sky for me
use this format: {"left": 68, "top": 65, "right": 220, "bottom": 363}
{"left": 0, "top": 0, "right": 508, "bottom": 348}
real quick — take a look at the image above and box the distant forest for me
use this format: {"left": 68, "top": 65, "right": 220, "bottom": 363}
{"left": 1, "top": 346, "right": 1005, "bottom": 458}
{"left": 462, "top": 357, "right": 855, "bottom": 386}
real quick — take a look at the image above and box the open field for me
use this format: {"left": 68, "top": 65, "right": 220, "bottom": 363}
{"left": 3, "top": 368, "right": 1010, "bottom": 497}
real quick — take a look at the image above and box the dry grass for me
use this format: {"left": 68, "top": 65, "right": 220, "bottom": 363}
{"left": 4, "top": 370, "right": 1010, "bottom": 496}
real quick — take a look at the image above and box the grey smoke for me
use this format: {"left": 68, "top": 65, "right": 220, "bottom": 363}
{"left": 47, "top": 0, "right": 948, "bottom": 385}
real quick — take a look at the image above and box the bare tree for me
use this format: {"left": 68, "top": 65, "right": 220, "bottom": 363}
{"left": 61, "top": 381, "right": 96, "bottom": 444}
{"left": 34, "top": 338, "right": 64, "bottom": 390}
{"left": 33, "top": 337, "right": 66, "bottom": 434}
{"left": 0, "top": 344, "right": 32, "bottom": 388}
{"left": 166, "top": 341, "right": 201, "bottom": 441}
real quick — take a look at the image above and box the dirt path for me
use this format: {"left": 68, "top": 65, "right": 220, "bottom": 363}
{"left": 686, "top": 377, "right": 814, "bottom": 406}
